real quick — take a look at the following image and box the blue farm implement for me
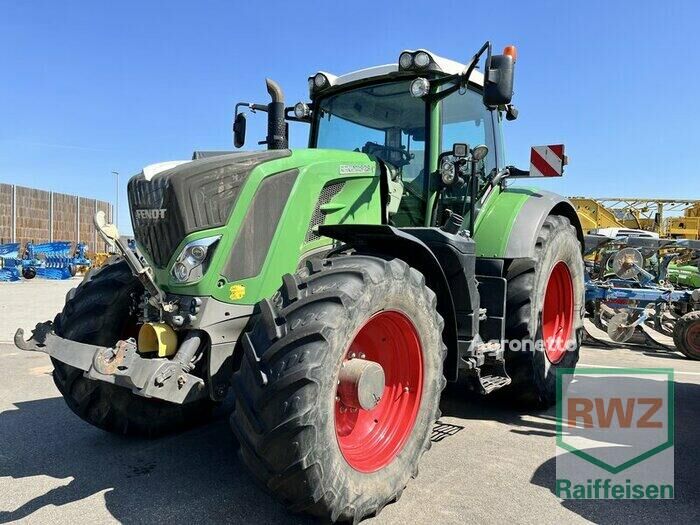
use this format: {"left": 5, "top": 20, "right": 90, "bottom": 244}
{"left": 583, "top": 235, "right": 700, "bottom": 359}
{"left": 20, "top": 241, "right": 92, "bottom": 280}
{"left": 0, "top": 243, "right": 22, "bottom": 282}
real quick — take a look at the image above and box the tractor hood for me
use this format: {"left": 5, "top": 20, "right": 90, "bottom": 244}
{"left": 128, "top": 150, "right": 291, "bottom": 267}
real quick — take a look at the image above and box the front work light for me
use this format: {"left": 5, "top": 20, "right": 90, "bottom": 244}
{"left": 414, "top": 51, "right": 430, "bottom": 68}
{"left": 171, "top": 235, "right": 221, "bottom": 283}
{"left": 410, "top": 77, "right": 430, "bottom": 98}
{"left": 294, "top": 102, "right": 311, "bottom": 119}
{"left": 399, "top": 52, "right": 413, "bottom": 69}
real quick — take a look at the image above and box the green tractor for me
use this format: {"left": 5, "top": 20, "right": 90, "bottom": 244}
{"left": 15, "top": 42, "right": 584, "bottom": 521}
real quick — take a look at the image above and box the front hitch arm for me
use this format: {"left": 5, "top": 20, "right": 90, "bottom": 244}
{"left": 14, "top": 322, "right": 205, "bottom": 404}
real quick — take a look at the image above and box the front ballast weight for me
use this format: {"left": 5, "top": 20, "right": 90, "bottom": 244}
{"left": 14, "top": 321, "right": 206, "bottom": 404}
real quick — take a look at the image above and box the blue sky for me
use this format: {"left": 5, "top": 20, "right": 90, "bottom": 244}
{"left": 1, "top": 0, "right": 698, "bottom": 234}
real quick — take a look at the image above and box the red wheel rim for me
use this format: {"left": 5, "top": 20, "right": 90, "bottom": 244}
{"left": 335, "top": 311, "right": 423, "bottom": 473}
{"left": 685, "top": 321, "right": 700, "bottom": 356}
{"left": 542, "top": 261, "right": 574, "bottom": 364}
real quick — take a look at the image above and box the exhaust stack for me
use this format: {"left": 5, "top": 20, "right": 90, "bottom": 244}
{"left": 265, "top": 78, "right": 288, "bottom": 150}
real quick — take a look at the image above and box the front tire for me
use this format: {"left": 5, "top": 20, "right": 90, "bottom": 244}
{"left": 52, "top": 259, "right": 216, "bottom": 437}
{"left": 503, "top": 215, "right": 584, "bottom": 406}
{"left": 230, "top": 256, "right": 446, "bottom": 522}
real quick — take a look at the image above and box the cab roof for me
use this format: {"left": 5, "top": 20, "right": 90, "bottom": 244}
{"left": 311, "top": 49, "right": 484, "bottom": 91}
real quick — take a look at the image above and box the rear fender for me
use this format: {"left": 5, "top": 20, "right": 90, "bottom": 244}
{"left": 474, "top": 187, "right": 584, "bottom": 258}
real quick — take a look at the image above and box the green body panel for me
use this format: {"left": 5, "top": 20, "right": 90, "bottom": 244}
{"left": 157, "top": 149, "right": 382, "bottom": 305}
{"left": 472, "top": 186, "right": 533, "bottom": 258}
{"left": 667, "top": 263, "right": 700, "bottom": 288}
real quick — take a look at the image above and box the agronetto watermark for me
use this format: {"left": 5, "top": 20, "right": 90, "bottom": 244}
{"left": 555, "top": 368, "right": 674, "bottom": 500}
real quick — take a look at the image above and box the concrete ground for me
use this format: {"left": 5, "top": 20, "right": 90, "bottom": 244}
{"left": 0, "top": 279, "right": 698, "bottom": 524}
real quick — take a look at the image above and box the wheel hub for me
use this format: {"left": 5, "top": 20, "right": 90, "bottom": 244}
{"left": 686, "top": 322, "right": 700, "bottom": 353}
{"left": 334, "top": 310, "right": 423, "bottom": 473}
{"left": 338, "top": 358, "right": 385, "bottom": 411}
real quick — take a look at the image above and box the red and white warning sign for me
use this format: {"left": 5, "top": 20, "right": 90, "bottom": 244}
{"left": 530, "top": 144, "right": 565, "bottom": 177}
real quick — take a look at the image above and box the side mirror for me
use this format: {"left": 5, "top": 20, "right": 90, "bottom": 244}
{"left": 233, "top": 113, "right": 247, "bottom": 148}
{"left": 483, "top": 51, "right": 515, "bottom": 107}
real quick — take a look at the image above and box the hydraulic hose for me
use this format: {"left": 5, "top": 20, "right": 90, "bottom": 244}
{"left": 174, "top": 329, "right": 205, "bottom": 372}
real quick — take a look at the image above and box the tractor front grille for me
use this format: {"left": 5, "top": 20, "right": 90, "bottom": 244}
{"left": 128, "top": 176, "right": 184, "bottom": 267}
{"left": 128, "top": 150, "right": 290, "bottom": 267}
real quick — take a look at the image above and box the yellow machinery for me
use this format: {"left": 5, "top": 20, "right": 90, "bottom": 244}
{"left": 570, "top": 197, "right": 700, "bottom": 238}
{"left": 668, "top": 203, "right": 700, "bottom": 240}
{"left": 89, "top": 252, "right": 113, "bottom": 268}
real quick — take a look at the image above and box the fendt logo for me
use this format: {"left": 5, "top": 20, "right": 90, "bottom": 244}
{"left": 135, "top": 208, "right": 167, "bottom": 220}
{"left": 556, "top": 368, "right": 674, "bottom": 500}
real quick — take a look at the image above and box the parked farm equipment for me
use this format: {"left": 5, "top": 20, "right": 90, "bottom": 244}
{"left": 583, "top": 235, "right": 700, "bottom": 359}
{"left": 0, "top": 241, "right": 93, "bottom": 281}
{"left": 0, "top": 242, "right": 22, "bottom": 282}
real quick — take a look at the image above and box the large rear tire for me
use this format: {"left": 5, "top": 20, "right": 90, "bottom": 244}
{"left": 673, "top": 310, "right": 700, "bottom": 360}
{"left": 503, "top": 215, "right": 584, "bottom": 407}
{"left": 52, "top": 258, "right": 216, "bottom": 437}
{"left": 230, "top": 256, "right": 445, "bottom": 522}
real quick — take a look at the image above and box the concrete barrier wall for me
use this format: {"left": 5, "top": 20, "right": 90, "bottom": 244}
{"left": 0, "top": 184, "right": 12, "bottom": 241}
{"left": 0, "top": 183, "right": 113, "bottom": 253}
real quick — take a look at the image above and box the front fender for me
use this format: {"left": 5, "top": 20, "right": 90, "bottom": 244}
{"left": 474, "top": 187, "right": 584, "bottom": 258}
{"left": 318, "top": 224, "right": 461, "bottom": 382}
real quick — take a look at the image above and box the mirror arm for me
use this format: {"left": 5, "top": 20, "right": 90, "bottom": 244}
{"left": 428, "top": 41, "right": 491, "bottom": 104}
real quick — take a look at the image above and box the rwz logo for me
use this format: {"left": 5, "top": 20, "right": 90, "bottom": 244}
{"left": 556, "top": 368, "right": 674, "bottom": 499}
{"left": 135, "top": 208, "right": 167, "bottom": 220}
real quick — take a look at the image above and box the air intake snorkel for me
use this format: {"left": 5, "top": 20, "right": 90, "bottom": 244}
{"left": 265, "top": 78, "right": 288, "bottom": 150}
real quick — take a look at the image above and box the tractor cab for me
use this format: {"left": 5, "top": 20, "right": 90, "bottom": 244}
{"left": 234, "top": 43, "right": 518, "bottom": 233}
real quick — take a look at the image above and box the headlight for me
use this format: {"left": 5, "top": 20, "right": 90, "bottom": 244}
{"left": 173, "top": 262, "right": 189, "bottom": 281}
{"left": 171, "top": 235, "right": 221, "bottom": 283}
{"left": 440, "top": 160, "right": 456, "bottom": 185}
{"left": 410, "top": 77, "right": 430, "bottom": 98}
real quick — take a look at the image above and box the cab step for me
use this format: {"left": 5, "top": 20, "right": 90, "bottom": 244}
{"left": 460, "top": 340, "right": 512, "bottom": 394}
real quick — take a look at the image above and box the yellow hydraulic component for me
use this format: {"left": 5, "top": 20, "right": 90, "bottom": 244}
{"left": 138, "top": 322, "right": 178, "bottom": 357}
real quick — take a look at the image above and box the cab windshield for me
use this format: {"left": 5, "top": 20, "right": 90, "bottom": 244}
{"left": 314, "top": 80, "right": 427, "bottom": 197}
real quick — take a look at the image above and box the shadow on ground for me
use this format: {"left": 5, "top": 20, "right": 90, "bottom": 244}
{"left": 0, "top": 398, "right": 311, "bottom": 524}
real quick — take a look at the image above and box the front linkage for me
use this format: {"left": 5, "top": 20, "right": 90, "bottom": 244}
{"left": 15, "top": 321, "right": 206, "bottom": 404}
{"left": 14, "top": 210, "right": 210, "bottom": 404}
